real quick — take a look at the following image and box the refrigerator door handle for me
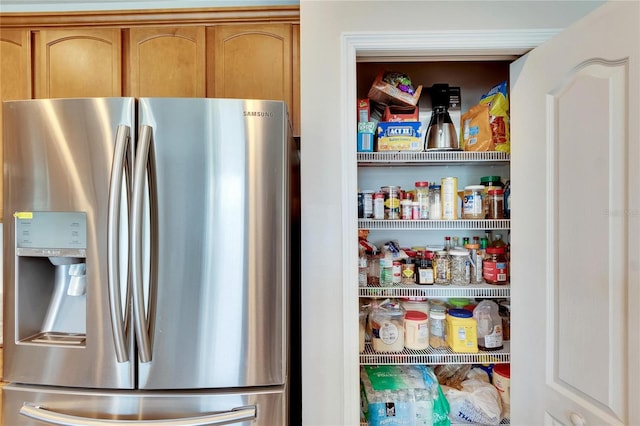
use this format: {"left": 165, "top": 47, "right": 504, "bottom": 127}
{"left": 20, "top": 403, "right": 257, "bottom": 426}
{"left": 132, "top": 124, "right": 153, "bottom": 363}
{"left": 107, "top": 124, "right": 131, "bottom": 363}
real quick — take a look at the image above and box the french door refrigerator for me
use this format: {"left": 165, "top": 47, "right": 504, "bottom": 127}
{"left": 2, "top": 97, "right": 298, "bottom": 425}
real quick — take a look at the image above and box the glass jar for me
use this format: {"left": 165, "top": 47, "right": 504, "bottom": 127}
{"left": 488, "top": 188, "right": 505, "bottom": 219}
{"left": 480, "top": 176, "right": 503, "bottom": 218}
{"left": 428, "top": 305, "right": 448, "bottom": 349}
{"left": 433, "top": 250, "right": 450, "bottom": 285}
{"left": 379, "top": 258, "right": 393, "bottom": 285}
{"left": 428, "top": 184, "right": 442, "bottom": 219}
{"left": 401, "top": 257, "right": 416, "bottom": 284}
{"left": 381, "top": 185, "right": 401, "bottom": 220}
{"left": 483, "top": 247, "right": 508, "bottom": 284}
{"left": 462, "top": 185, "right": 485, "bottom": 219}
{"left": 416, "top": 251, "right": 434, "bottom": 285}
{"left": 415, "top": 181, "right": 429, "bottom": 219}
{"left": 449, "top": 248, "right": 471, "bottom": 285}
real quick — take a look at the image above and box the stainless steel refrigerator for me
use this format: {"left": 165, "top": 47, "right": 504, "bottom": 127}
{"left": 2, "top": 97, "right": 299, "bottom": 425}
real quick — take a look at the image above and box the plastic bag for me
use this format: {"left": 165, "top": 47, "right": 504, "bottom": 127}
{"left": 479, "top": 81, "right": 510, "bottom": 153}
{"left": 444, "top": 378, "right": 502, "bottom": 425}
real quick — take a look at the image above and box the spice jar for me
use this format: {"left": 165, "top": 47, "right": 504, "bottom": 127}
{"left": 462, "top": 185, "right": 485, "bottom": 219}
{"left": 415, "top": 181, "right": 430, "bottom": 219}
{"left": 404, "top": 310, "right": 429, "bottom": 350}
{"left": 429, "top": 305, "right": 448, "bottom": 349}
{"left": 488, "top": 189, "right": 505, "bottom": 219}
{"left": 483, "top": 247, "right": 508, "bottom": 284}
{"left": 428, "top": 184, "right": 442, "bottom": 220}
{"left": 449, "top": 248, "right": 471, "bottom": 286}
{"left": 433, "top": 250, "right": 450, "bottom": 285}
{"left": 373, "top": 191, "right": 385, "bottom": 220}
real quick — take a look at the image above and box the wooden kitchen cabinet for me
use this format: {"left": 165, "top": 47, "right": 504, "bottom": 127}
{"left": 1, "top": 29, "right": 32, "bottom": 220}
{"left": 33, "top": 28, "right": 122, "bottom": 98}
{"left": 208, "top": 24, "right": 299, "bottom": 135}
{"left": 125, "top": 27, "right": 206, "bottom": 97}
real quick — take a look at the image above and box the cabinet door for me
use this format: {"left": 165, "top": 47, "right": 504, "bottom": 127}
{"left": 511, "top": 1, "right": 639, "bottom": 425}
{"left": 209, "top": 24, "right": 295, "bottom": 132}
{"left": 34, "top": 28, "right": 121, "bottom": 98}
{"left": 1, "top": 29, "right": 31, "bottom": 219}
{"left": 126, "top": 27, "right": 205, "bottom": 97}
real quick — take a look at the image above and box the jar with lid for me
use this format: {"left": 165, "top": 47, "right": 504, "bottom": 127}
{"left": 465, "top": 243, "right": 483, "bottom": 284}
{"left": 480, "top": 176, "right": 503, "bottom": 217}
{"left": 449, "top": 248, "right": 471, "bottom": 285}
{"left": 373, "top": 191, "right": 385, "bottom": 220}
{"left": 414, "top": 181, "right": 430, "bottom": 219}
{"left": 379, "top": 258, "right": 393, "bottom": 285}
{"left": 428, "top": 184, "right": 442, "bottom": 219}
{"left": 473, "top": 300, "right": 503, "bottom": 351}
{"left": 488, "top": 188, "right": 505, "bottom": 219}
{"left": 401, "top": 256, "right": 416, "bottom": 284}
{"left": 433, "top": 250, "right": 450, "bottom": 285}
{"left": 462, "top": 185, "right": 485, "bottom": 219}
{"left": 483, "top": 247, "right": 508, "bottom": 284}
{"left": 404, "top": 310, "right": 429, "bottom": 350}
{"left": 381, "top": 185, "right": 401, "bottom": 220}
{"left": 370, "top": 306, "right": 405, "bottom": 353}
{"left": 445, "top": 308, "right": 478, "bottom": 353}
{"left": 429, "top": 305, "right": 447, "bottom": 349}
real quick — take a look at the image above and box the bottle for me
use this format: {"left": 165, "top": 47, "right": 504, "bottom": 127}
{"left": 491, "top": 233, "right": 507, "bottom": 248}
{"left": 452, "top": 236, "right": 460, "bottom": 249}
{"left": 415, "top": 181, "right": 430, "bottom": 219}
{"left": 473, "top": 300, "right": 503, "bottom": 351}
{"left": 416, "top": 251, "right": 434, "bottom": 285}
{"left": 428, "top": 184, "right": 442, "bottom": 219}
{"left": 483, "top": 246, "right": 508, "bottom": 284}
{"left": 358, "top": 245, "right": 368, "bottom": 287}
{"left": 379, "top": 258, "right": 393, "bottom": 285}
{"left": 401, "top": 256, "right": 416, "bottom": 284}
{"left": 444, "top": 236, "right": 452, "bottom": 251}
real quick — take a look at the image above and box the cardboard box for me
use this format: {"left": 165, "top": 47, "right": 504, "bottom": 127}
{"left": 357, "top": 121, "right": 376, "bottom": 152}
{"left": 376, "top": 121, "right": 424, "bottom": 151}
{"left": 382, "top": 105, "right": 419, "bottom": 122}
{"left": 357, "top": 98, "right": 371, "bottom": 123}
{"left": 367, "top": 71, "right": 422, "bottom": 108}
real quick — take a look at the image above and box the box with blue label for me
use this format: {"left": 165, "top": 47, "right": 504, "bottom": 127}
{"left": 358, "top": 121, "right": 376, "bottom": 152}
{"left": 376, "top": 121, "right": 424, "bottom": 151}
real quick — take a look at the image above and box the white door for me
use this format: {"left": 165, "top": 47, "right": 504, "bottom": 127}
{"left": 510, "top": 1, "right": 639, "bottom": 425}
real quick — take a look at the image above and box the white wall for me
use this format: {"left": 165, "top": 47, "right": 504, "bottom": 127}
{"left": 299, "top": 1, "right": 604, "bottom": 425}
{"left": 0, "top": 0, "right": 297, "bottom": 12}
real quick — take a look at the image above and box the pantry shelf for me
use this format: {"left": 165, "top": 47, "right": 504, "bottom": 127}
{"left": 357, "top": 151, "right": 510, "bottom": 165}
{"left": 358, "top": 218, "right": 510, "bottom": 230}
{"left": 360, "top": 342, "right": 510, "bottom": 365}
{"left": 359, "top": 283, "right": 510, "bottom": 299}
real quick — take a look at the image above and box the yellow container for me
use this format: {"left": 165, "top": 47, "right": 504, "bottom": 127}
{"left": 446, "top": 309, "right": 478, "bottom": 353}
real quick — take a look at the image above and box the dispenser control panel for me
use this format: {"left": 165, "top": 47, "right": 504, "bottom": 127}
{"left": 14, "top": 211, "right": 87, "bottom": 257}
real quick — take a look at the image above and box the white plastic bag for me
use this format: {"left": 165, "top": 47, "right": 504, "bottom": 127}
{"left": 444, "top": 378, "right": 502, "bottom": 425}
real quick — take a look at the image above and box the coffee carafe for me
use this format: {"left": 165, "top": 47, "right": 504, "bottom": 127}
{"left": 425, "top": 84, "right": 459, "bottom": 150}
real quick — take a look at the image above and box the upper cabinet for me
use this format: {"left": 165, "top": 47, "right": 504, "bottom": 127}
{"left": 34, "top": 29, "right": 122, "bottom": 98}
{"left": 0, "top": 29, "right": 32, "bottom": 220}
{"left": 125, "top": 27, "right": 206, "bottom": 97}
{"left": 208, "top": 23, "right": 298, "bottom": 134}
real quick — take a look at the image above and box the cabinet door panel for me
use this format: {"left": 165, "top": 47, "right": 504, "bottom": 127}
{"left": 34, "top": 29, "right": 121, "bottom": 98}
{"left": 1, "top": 29, "right": 32, "bottom": 219}
{"left": 210, "top": 24, "right": 292, "bottom": 110}
{"left": 127, "top": 27, "right": 205, "bottom": 97}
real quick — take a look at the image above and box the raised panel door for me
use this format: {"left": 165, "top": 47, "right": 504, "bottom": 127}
{"left": 34, "top": 28, "right": 121, "bottom": 98}
{"left": 209, "top": 24, "right": 294, "bottom": 129}
{"left": 1, "top": 29, "right": 31, "bottom": 219}
{"left": 126, "top": 27, "right": 205, "bottom": 97}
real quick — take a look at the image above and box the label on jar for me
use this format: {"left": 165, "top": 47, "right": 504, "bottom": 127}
{"left": 417, "top": 267, "right": 434, "bottom": 284}
{"left": 373, "top": 193, "right": 385, "bottom": 219}
{"left": 392, "top": 261, "right": 402, "bottom": 284}
{"left": 483, "top": 259, "right": 508, "bottom": 283}
{"left": 376, "top": 321, "right": 400, "bottom": 345}
{"left": 463, "top": 194, "right": 483, "bottom": 217}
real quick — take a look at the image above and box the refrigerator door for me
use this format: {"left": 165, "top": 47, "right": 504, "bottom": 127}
{"left": 2, "top": 383, "right": 285, "bottom": 425}
{"left": 2, "top": 98, "right": 136, "bottom": 389}
{"left": 135, "top": 98, "right": 290, "bottom": 389}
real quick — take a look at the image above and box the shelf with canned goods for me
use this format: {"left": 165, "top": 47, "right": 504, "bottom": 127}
{"left": 359, "top": 283, "right": 510, "bottom": 299}
{"left": 357, "top": 151, "right": 510, "bottom": 166}
{"left": 358, "top": 218, "right": 510, "bottom": 231}
{"left": 360, "top": 341, "right": 510, "bottom": 365}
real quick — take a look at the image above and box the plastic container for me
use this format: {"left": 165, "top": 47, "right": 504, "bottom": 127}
{"left": 449, "top": 248, "right": 471, "bottom": 285}
{"left": 404, "top": 310, "right": 429, "bottom": 350}
{"left": 483, "top": 247, "right": 508, "bottom": 284}
{"left": 488, "top": 188, "right": 505, "bottom": 219}
{"left": 492, "top": 363, "right": 511, "bottom": 414}
{"left": 370, "top": 308, "right": 405, "bottom": 353}
{"left": 445, "top": 308, "right": 478, "bottom": 353}
{"left": 441, "top": 177, "right": 458, "bottom": 220}
{"left": 473, "top": 300, "right": 503, "bottom": 351}
{"left": 428, "top": 184, "right": 442, "bottom": 220}
{"left": 415, "top": 181, "right": 430, "bottom": 219}
{"left": 373, "top": 191, "right": 385, "bottom": 220}
{"left": 379, "top": 258, "right": 393, "bottom": 285}
{"left": 429, "top": 305, "right": 448, "bottom": 349}
{"left": 480, "top": 176, "right": 503, "bottom": 217}
{"left": 400, "top": 298, "right": 430, "bottom": 315}
{"left": 462, "top": 185, "right": 485, "bottom": 219}
{"left": 433, "top": 250, "right": 450, "bottom": 285}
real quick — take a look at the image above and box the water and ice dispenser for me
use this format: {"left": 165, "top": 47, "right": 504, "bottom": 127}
{"left": 14, "top": 211, "right": 88, "bottom": 346}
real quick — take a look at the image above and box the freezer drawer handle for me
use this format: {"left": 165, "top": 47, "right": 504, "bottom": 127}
{"left": 20, "top": 403, "right": 257, "bottom": 426}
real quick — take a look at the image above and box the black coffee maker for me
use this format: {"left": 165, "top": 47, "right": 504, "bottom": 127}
{"left": 425, "top": 83, "right": 459, "bottom": 150}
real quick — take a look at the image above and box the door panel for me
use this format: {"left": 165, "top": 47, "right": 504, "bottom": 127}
{"left": 510, "top": 2, "right": 639, "bottom": 425}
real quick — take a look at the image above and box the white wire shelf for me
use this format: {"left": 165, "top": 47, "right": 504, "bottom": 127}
{"left": 360, "top": 342, "right": 510, "bottom": 365}
{"left": 359, "top": 283, "right": 510, "bottom": 299}
{"left": 357, "top": 151, "right": 510, "bottom": 165}
{"left": 358, "top": 218, "right": 510, "bottom": 230}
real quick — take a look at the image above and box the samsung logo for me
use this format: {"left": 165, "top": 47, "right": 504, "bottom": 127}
{"left": 244, "top": 111, "right": 273, "bottom": 117}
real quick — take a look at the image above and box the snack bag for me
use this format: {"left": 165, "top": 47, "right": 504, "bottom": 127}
{"left": 479, "top": 81, "right": 510, "bottom": 153}
{"left": 460, "top": 103, "right": 493, "bottom": 151}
